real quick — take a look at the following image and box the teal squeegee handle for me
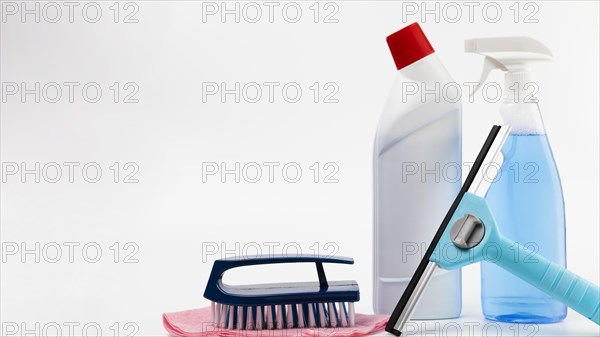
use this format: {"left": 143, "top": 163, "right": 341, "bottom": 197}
{"left": 494, "top": 235, "right": 600, "bottom": 324}
{"left": 432, "top": 192, "right": 600, "bottom": 325}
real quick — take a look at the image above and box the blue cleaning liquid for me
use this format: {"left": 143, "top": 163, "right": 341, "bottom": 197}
{"left": 482, "top": 133, "right": 567, "bottom": 323}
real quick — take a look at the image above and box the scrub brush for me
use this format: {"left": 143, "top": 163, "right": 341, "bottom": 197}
{"left": 203, "top": 255, "right": 360, "bottom": 330}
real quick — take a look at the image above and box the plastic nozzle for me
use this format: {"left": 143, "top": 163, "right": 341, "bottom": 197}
{"left": 465, "top": 37, "right": 553, "bottom": 98}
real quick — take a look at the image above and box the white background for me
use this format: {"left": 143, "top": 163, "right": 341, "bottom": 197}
{"left": 1, "top": 1, "right": 599, "bottom": 336}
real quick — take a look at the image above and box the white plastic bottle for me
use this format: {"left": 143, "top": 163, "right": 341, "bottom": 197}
{"left": 373, "top": 23, "right": 462, "bottom": 318}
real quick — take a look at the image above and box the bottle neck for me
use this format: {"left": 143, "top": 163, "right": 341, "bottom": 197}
{"left": 503, "top": 71, "right": 538, "bottom": 103}
{"left": 500, "top": 96, "right": 546, "bottom": 135}
{"left": 397, "top": 53, "right": 453, "bottom": 83}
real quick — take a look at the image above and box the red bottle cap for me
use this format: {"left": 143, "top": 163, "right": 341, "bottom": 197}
{"left": 386, "top": 23, "right": 435, "bottom": 70}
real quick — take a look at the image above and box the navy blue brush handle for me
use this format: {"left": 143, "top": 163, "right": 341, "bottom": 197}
{"left": 211, "top": 255, "right": 353, "bottom": 288}
{"left": 204, "top": 255, "right": 359, "bottom": 306}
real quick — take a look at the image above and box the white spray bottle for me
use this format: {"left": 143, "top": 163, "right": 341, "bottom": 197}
{"left": 373, "top": 23, "right": 462, "bottom": 318}
{"left": 466, "top": 37, "right": 567, "bottom": 323}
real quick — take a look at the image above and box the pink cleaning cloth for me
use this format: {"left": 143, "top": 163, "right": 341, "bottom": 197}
{"left": 163, "top": 307, "right": 388, "bottom": 337}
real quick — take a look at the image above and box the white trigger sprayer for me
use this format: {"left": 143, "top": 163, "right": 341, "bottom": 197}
{"left": 465, "top": 37, "right": 553, "bottom": 99}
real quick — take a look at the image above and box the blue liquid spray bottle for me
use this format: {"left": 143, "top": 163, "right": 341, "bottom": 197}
{"left": 466, "top": 37, "right": 567, "bottom": 323}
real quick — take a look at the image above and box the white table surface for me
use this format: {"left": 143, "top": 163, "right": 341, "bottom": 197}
{"left": 368, "top": 308, "right": 599, "bottom": 337}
